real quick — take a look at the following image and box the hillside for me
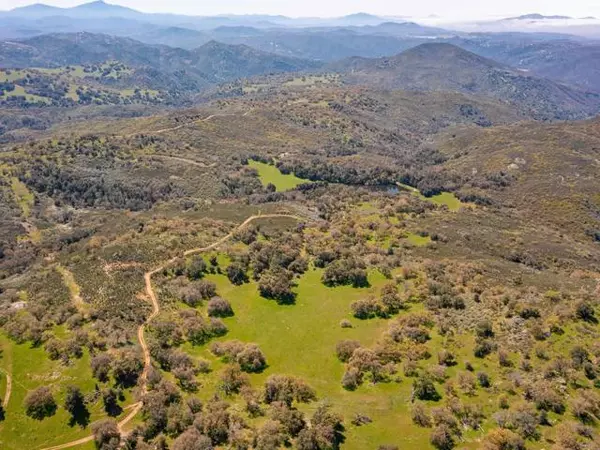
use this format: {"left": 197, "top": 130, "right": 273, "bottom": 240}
{"left": 1, "top": 84, "right": 600, "bottom": 450}
{"left": 0, "top": 33, "right": 321, "bottom": 106}
{"left": 332, "top": 43, "right": 600, "bottom": 120}
{"left": 191, "top": 40, "right": 322, "bottom": 82}
{"left": 435, "top": 117, "right": 600, "bottom": 238}
{"left": 452, "top": 38, "right": 600, "bottom": 93}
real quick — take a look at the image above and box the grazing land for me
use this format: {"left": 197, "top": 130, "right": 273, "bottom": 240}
{"left": 0, "top": 15, "right": 599, "bottom": 450}
{"left": 248, "top": 160, "right": 310, "bottom": 192}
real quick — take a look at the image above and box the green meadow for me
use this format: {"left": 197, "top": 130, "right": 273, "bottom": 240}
{"left": 405, "top": 232, "right": 432, "bottom": 247}
{"left": 248, "top": 160, "right": 309, "bottom": 191}
{"left": 0, "top": 333, "right": 134, "bottom": 450}
{"left": 397, "top": 183, "right": 464, "bottom": 212}
{"left": 178, "top": 268, "right": 436, "bottom": 449}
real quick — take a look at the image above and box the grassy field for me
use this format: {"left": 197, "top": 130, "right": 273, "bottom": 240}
{"left": 405, "top": 232, "right": 431, "bottom": 247}
{"left": 397, "top": 183, "right": 464, "bottom": 212}
{"left": 0, "top": 334, "right": 134, "bottom": 450}
{"left": 176, "top": 268, "right": 438, "bottom": 449}
{"left": 0, "top": 63, "right": 156, "bottom": 106}
{"left": 248, "top": 160, "right": 309, "bottom": 191}
{"left": 10, "top": 177, "right": 34, "bottom": 218}
{"left": 428, "top": 192, "right": 463, "bottom": 211}
{"left": 0, "top": 85, "right": 50, "bottom": 104}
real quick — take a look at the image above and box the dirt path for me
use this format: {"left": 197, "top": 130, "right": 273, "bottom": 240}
{"left": 1, "top": 369, "right": 11, "bottom": 409}
{"left": 142, "top": 154, "right": 217, "bottom": 168}
{"left": 39, "top": 213, "right": 301, "bottom": 450}
{"left": 149, "top": 111, "right": 246, "bottom": 135}
{"left": 118, "top": 110, "right": 249, "bottom": 138}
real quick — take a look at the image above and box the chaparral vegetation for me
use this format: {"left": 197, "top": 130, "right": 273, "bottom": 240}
{"left": 0, "top": 5, "right": 600, "bottom": 450}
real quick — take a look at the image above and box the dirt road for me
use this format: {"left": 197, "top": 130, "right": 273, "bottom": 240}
{"left": 39, "top": 212, "right": 301, "bottom": 450}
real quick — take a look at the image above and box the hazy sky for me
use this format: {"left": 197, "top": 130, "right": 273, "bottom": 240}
{"left": 1, "top": 0, "right": 599, "bottom": 20}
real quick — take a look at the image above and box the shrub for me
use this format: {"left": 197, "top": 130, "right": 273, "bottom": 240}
{"left": 531, "top": 383, "right": 566, "bottom": 414}
{"left": 457, "top": 372, "right": 477, "bottom": 396}
{"left": 322, "top": 258, "right": 368, "bottom": 287}
{"left": 498, "top": 350, "right": 512, "bottom": 367}
{"left": 179, "top": 284, "right": 203, "bottom": 307}
{"left": 570, "top": 346, "right": 590, "bottom": 369}
{"left": 209, "top": 318, "right": 227, "bottom": 337}
{"left": 24, "top": 386, "right": 57, "bottom": 420}
{"left": 575, "top": 302, "right": 596, "bottom": 323}
{"left": 264, "top": 375, "right": 316, "bottom": 406}
{"left": 340, "top": 319, "right": 353, "bottom": 328}
{"left": 476, "top": 320, "right": 494, "bottom": 338}
{"left": 584, "top": 362, "right": 597, "bottom": 380}
{"left": 91, "top": 419, "right": 120, "bottom": 450}
{"left": 438, "top": 350, "right": 456, "bottom": 367}
{"left": 519, "top": 308, "right": 540, "bottom": 320}
{"left": 186, "top": 255, "right": 207, "bottom": 280}
{"left": 380, "top": 282, "right": 403, "bottom": 315}
{"left": 211, "top": 340, "right": 266, "bottom": 373}
{"left": 474, "top": 340, "right": 494, "bottom": 358}
{"left": 412, "top": 402, "right": 432, "bottom": 427}
{"left": 413, "top": 375, "right": 441, "bottom": 401}
{"left": 483, "top": 429, "right": 525, "bottom": 450}
{"left": 207, "top": 297, "right": 234, "bottom": 318}
{"left": 350, "top": 298, "right": 381, "bottom": 319}
{"left": 342, "top": 368, "right": 361, "bottom": 391}
{"left": 196, "top": 280, "right": 216, "bottom": 300}
{"left": 335, "top": 340, "right": 361, "bottom": 362}
{"left": 219, "top": 364, "right": 250, "bottom": 395}
{"left": 477, "top": 372, "right": 491, "bottom": 388}
{"left": 430, "top": 424, "right": 455, "bottom": 450}
{"left": 237, "top": 344, "right": 267, "bottom": 373}
{"left": 226, "top": 263, "right": 248, "bottom": 285}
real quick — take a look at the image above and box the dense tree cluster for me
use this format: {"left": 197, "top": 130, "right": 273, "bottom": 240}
{"left": 322, "top": 257, "right": 368, "bottom": 287}
{"left": 20, "top": 162, "right": 184, "bottom": 210}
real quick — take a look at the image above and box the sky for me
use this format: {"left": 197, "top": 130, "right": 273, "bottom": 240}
{"left": 1, "top": 0, "right": 599, "bottom": 20}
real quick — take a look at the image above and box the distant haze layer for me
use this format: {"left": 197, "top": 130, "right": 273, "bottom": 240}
{"left": 0, "top": 0, "right": 599, "bottom": 20}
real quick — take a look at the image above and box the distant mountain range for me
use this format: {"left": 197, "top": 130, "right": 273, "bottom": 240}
{"left": 0, "top": 1, "right": 395, "bottom": 28}
{"left": 503, "top": 14, "right": 575, "bottom": 21}
{"left": 456, "top": 12, "right": 600, "bottom": 37}
{"left": 1, "top": 1, "right": 600, "bottom": 112}
{"left": 331, "top": 43, "right": 600, "bottom": 120}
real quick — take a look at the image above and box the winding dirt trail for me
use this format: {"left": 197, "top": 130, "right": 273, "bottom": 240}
{"left": 39, "top": 213, "right": 301, "bottom": 450}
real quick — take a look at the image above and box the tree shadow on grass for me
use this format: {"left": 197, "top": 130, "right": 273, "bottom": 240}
{"left": 104, "top": 399, "right": 123, "bottom": 417}
{"left": 68, "top": 404, "right": 91, "bottom": 428}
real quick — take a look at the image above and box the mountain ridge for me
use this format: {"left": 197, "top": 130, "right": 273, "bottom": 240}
{"left": 331, "top": 42, "right": 600, "bottom": 120}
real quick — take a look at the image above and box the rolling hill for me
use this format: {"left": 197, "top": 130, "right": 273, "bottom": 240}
{"left": 331, "top": 43, "right": 600, "bottom": 120}
{"left": 0, "top": 32, "right": 321, "bottom": 101}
